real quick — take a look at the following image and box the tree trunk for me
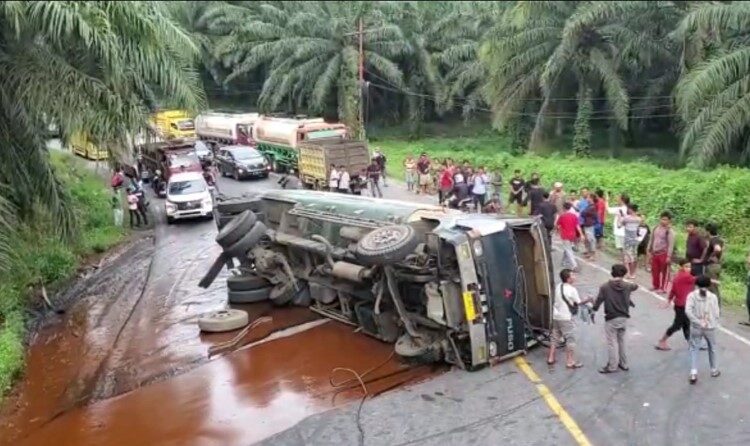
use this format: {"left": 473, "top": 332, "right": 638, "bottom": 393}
{"left": 572, "top": 87, "right": 592, "bottom": 157}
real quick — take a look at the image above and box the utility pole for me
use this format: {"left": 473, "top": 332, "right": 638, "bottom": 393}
{"left": 358, "top": 17, "right": 366, "bottom": 141}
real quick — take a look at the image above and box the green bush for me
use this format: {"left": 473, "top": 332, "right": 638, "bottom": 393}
{"left": 0, "top": 152, "right": 125, "bottom": 400}
{"left": 380, "top": 138, "right": 750, "bottom": 304}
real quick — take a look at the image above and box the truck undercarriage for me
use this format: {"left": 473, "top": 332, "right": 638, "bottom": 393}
{"left": 203, "top": 191, "right": 553, "bottom": 370}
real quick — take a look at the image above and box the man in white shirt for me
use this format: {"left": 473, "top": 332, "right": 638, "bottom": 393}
{"left": 337, "top": 165, "right": 350, "bottom": 193}
{"left": 608, "top": 193, "right": 631, "bottom": 251}
{"left": 548, "top": 268, "right": 588, "bottom": 369}
{"left": 328, "top": 164, "right": 340, "bottom": 191}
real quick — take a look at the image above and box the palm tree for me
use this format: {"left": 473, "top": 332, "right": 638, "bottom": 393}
{"left": 0, "top": 1, "right": 205, "bottom": 270}
{"left": 482, "top": 1, "right": 642, "bottom": 154}
{"left": 216, "top": 1, "right": 405, "bottom": 135}
{"left": 675, "top": 2, "right": 750, "bottom": 167}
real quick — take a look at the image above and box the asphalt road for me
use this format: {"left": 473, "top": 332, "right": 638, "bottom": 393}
{"left": 17, "top": 150, "right": 750, "bottom": 445}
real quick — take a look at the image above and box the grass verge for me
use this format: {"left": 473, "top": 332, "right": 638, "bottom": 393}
{"left": 0, "top": 151, "right": 125, "bottom": 399}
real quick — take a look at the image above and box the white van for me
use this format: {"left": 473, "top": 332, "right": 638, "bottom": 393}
{"left": 165, "top": 172, "right": 213, "bottom": 224}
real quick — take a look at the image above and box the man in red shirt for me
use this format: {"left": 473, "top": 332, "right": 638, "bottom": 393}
{"left": 557, "top": 202, "right": 584, "bottom": 271}
{"left": 655, "top": 258, "right": 695, "bottom": 350}
{"left": 595, "top": 189, "right": 607, "bottom": 249}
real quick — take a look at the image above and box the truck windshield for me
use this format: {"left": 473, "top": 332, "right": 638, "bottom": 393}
{"left": 177, "top": 119, "right": 194, "bottom": 131}
{"left": 231, "top": 148, "right": 261, "bottom": 160}
{"left": 169, "top": 180, "right": 206, "bottom": 195}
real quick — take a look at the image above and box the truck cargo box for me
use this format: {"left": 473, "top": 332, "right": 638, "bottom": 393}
{"left": 298, "top": 139, "right": 370, "bottom": 189}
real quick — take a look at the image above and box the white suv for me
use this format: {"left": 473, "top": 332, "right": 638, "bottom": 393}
{"left": 165, "top": 172, "right": 213, "bottom": 224}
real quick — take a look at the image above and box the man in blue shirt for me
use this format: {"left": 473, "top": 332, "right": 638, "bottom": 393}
{"left": 577, "top": 188, "right": 590, "bottom": 224}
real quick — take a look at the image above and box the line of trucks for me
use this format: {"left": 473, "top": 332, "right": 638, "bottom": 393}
{"left": 69, "top": 109, "right": 370, "bottom": 191}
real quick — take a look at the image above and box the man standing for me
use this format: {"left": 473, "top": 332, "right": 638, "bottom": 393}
{"left": 556, "top": 202, "right": 583, "bottom": 271}
{"left": 685, "top": 219, "right": 706, "bottom": 277}
{"left": 593, "top": 264, "right": 638, "bottom": 374}
{"left": 547, "top": 269, "right": 588, "bottom": 369}
{"left": 328, "top": 164, "right": 340, "bottom": 192}
{"left": 595, "top": 189, "right": 607, "bottom": 249}
{"left": 538, "top": 191, "right": 557, "bottom": 247}
{"left": 548, "top": 182, "right": 566, "bottom": 215}
{"left": 366, "top": 158, "right": 383, "bottom": 198}
{"left": 621, "top": 204, "right": 643, "bottom": 279}
{"left": 471, "top": 166, "right": 489, "bottom": 212}
{"left": 508, "top": 169, "right": 525, "bottom": 216}
{"left": 647, "top": 211, "right": 676, "bottom": 293}
{"left": 416, "top": 153, "right": 431, "bottom": 195}
{"left": 337, "top": 165, "right": 350, "bottom": 194}
{"left": 373, "top": 149, "right": 387, "bottom": 187}
{"left": 608, "top": 194, "right": 631, "bottom": 253}
{"left": 580, "top": 194, "right": 598, "bottom": 260}
{"left": 403, "top": 154, "right": 417, "bottom": 192}
{"left": 701, "top": 223, "right": 724, "bottom": 304}
{"left": 526, "top": 177, "right": 546, "bottom": 216}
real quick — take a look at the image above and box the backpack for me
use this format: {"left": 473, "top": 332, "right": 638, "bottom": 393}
{"left": 560, "top": 284, "right": 578, "bottom": 316}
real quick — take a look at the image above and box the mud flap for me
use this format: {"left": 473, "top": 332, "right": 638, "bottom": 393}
{"left": 199, "top": 253, "right": 227, "bottom": 289}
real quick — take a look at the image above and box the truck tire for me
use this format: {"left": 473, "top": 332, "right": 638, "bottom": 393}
{"left": 199, "top": 253, "right": 228, "bottom": 289}
{"left": 355, "top": 224, "right": 420, "bottom": 265}
{"left": 269, "top": 283, "right": 294, "bottom": 306}
{"left": 228, "top": 287, "right": 272, "bottom": 304}
{"left": 224, "top": 221, "right": 268, "bottom": 258}
{"left": 198, "top": 309, "right": 249, "bottom": 333}
{"left": 215, "top": 210, "right": 256, "bottom": 249}
{"left": 227, "top": 273, "right": 271, "bottom": 291}
{"left": 217, "top": 198, "right": 263, "bottom": 215}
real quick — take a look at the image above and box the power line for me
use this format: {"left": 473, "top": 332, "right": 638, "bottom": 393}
{"left": 367, "top": 81, "right": 681, "bottom": 120}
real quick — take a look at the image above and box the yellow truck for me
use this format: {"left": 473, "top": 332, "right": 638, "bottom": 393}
{"left": 70, "top": 132, "right": 108, "bottom": 160}
{"left": 149, "top": 110, "right": 195, "bottom": 140}
{"left": 297, "top": 139, "right": 370, "bottom": 190}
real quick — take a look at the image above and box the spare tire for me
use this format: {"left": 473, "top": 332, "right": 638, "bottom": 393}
{"left": 216, "top": 211, "right": 256, "bottom": 248}
{"left": 228, "top": 287, "right": 272, "bottom": 304}
{"left": 227, "top": 273, "right": 271, "bottom": 291}
{"left": 355, "top": 224, "right": 419, "bottom": 265}
{"left": 198, "top": 309, "right": 249, "bottom": 333}
{"left": 225, "top": 221, "right": 268, "bottom": 258}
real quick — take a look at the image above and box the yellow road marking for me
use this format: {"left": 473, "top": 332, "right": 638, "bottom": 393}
{"left": 514, "top": 356, "right": 593, "bottom": 446}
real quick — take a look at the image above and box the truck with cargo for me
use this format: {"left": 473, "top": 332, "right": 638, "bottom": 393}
{"left": 149, "top": 109, "right": 196, "bottom": 140}
{"left": 253, "top": 116, "right": 349, "bottom": 172}
{"left": 138, "top": 139, "right": 203, "bottom": 197}
{"left": 297, "top": 139, "right": 370, "bottom": 189}
{"left": 70, "top": 132, "right": 109, "bottom": 160}
{"left": 195, "top": 112, "right": 259, "bottom": 147}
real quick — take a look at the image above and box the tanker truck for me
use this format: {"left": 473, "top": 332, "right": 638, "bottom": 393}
{"left": 253, "top": 116, "right": 348, "bottom": 173}
{"left": 195, "top": 112, "right": 259, "bottom": 148}
{"left": 203, "top": 190, "right": 554, "bottom": 370}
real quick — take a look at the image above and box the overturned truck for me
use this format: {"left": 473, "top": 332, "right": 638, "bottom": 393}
{"left": 203, "top": 190, "right": 553, "bottom": 370}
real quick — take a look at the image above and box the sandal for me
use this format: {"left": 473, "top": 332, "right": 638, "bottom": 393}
{"left": 711, "top": 369, "right": 721, "bottom": 378}
{"left": 566, "top": 363, "right": 583, "bottom": 369}
{"left": 654, "top": 344, "right": 671, "bottom": 351}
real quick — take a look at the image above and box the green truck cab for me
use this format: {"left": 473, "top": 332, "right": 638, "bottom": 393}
{"left": 208, "top": 190, "right": 553, "bottom": 370}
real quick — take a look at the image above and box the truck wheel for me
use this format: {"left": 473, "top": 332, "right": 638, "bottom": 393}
{"left": 215, "top": 210, "right": 256, "bottom": 249}
{"left": 228, "top": 287, "right": 272, "bottom": 304}
{"left": 198, "top": 309, "right": 249, "bottom": 333}
{"left": 227, "top": 273, "right": 271, "bottom": 291}
{"left": 225, "top": 221, "right": 268, "bottom": 258}
{"left": 355, "top": 224, "right": 419, "bottom": 265}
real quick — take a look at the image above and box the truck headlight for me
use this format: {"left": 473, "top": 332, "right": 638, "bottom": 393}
{"left": 472, "top": 240, "right": 483, "bottom": 256}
